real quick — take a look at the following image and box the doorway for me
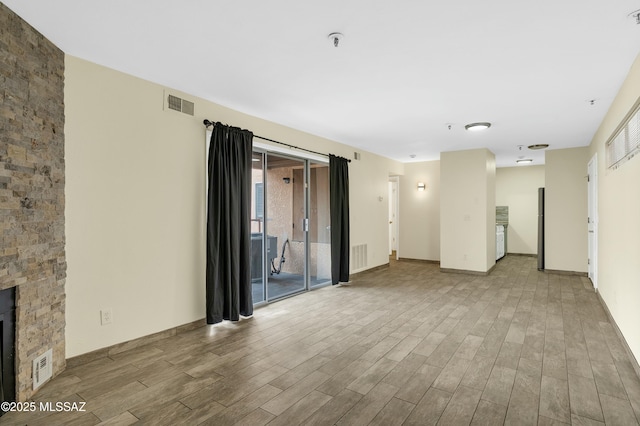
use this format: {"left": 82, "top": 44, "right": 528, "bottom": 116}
{"left": 388, "top": 177, "right": 399, "bottom": 259}
{"left": 251, "top": 151, "right": 331, "bottom": 303}
{"left": 587, "top": 153, "right": 598, "bottom": 290}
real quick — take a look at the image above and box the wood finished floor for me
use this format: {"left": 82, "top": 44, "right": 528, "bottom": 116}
{"left": 4, "top": 256, "right": 640, "bottom": 425}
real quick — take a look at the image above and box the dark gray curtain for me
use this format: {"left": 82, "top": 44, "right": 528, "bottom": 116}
{"left": 329, "top": 155, "right": 350, "bottom": 284}
{"left": 206, "top": 123, "right": 253, "bottom": 324}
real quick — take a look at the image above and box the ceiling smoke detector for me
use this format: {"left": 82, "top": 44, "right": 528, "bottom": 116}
{"left": 328, "top": 32, "right": 344, "bottom": 47}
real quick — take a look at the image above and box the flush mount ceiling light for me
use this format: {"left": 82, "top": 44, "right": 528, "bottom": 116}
{"left": 516, "top": 159, "right": 533, "bottom": 164}
{"left": 464, "top": 122, "right": 491, "bottom": 131}
{"left": 328, "top": 32, "right": 344, "bottom": 47}
{"left": 527, "top": 144, "right": 549, "bottom": 150}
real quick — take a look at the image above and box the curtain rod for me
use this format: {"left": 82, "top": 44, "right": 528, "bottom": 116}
{"left": 203, "top": 119, "right": 350, "bottom": 162}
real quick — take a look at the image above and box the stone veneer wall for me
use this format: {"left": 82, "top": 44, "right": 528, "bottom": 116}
{"left": 0, "top": 3, "right": 66, "bottom": 401}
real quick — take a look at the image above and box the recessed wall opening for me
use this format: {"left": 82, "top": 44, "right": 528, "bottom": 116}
{"left": 0, "top": 286, "right": 16, "bottom": 415}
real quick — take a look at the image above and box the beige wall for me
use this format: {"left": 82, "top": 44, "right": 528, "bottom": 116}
{"left": 484, "top": 155, "right": 497, "bottom": 269}
{"left": 544, "top": 147, "right": 589, "bottom": 272}
{"left": 496, "top": 166, "right": 545, "bottom": 255}
{"left": 64, "top": 55, "right": 403, "bottom": 357}
{"left": 588, "top": 53, "right": 640, "bottom": 365}
{"left": 398, "top": 161, "right": 441, "bottom": 261}
{"left": 348, "top": 152, "right": 404, "bottom": 270}
{"left": 440, "top": 149, "right": 496, "bottom": 272}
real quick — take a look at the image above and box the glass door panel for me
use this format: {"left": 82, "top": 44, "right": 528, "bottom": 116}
{"left": 250, "top": 151, "right": 266, "bottom": 304}
{"left": 265, "top": 153, "right": 306, "bottom": 300}
{"left": 309, "top": 162, "right": 332, "bottom": 287}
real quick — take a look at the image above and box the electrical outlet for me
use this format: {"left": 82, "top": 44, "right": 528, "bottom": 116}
{"left": 100, "top": 308, "right": 112, "bottom": 325}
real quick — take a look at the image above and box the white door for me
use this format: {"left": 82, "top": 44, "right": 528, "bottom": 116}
{"left": 587, "top": 154, "right": 598, "bottom": 290}
{"left": 388, "top": 178, "right": 399, "bottom": 257}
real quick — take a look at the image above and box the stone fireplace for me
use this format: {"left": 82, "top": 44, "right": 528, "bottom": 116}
{"left": 0, "top": 3, "right": 67, "bottom": 401}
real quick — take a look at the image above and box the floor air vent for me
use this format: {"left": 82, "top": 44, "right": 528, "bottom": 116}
{"left": 167, "top": 94, "right": 195, "bottom": 116}
{"left": 33, "top": 349, "right": 53, "bottom": 390}
{"left": 352, "top": 244, "right": 368, "bottom": 271}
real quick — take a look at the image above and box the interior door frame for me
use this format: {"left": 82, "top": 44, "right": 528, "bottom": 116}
{"left": 587, "top": 153, "right": 598, "bottom": 290}
{"left": 388, "top": 176, "right": 400, "bottom": 260}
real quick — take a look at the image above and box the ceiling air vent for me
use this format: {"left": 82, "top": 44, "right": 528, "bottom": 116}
{"left": 166, "top": 94, "right": 195, "bottom": 116}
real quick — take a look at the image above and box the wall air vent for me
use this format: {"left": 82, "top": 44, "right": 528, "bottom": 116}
{"left": 166, "top": 94, "right": 195, "bottom": 116}
{"left": 33, "top": 349, "right": 53, "bottom": 390}
{"left": 181, "top": 99, "right": 195, "bottom": 116}
{"left": 167, "top": 94, "right": 182, "bottom": 112}
{"left": 351, "top": 244, "right": 368, "bottom": 271}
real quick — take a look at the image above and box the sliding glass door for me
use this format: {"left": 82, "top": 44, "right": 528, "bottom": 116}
{"left": 265, "top": 153, "right": 306, "bottom": 299}
{"left": 251, "top": 150, "right": 331, "bottom": 304}
{"left": 308, "top": 161, "right": 331, "bottom": 288}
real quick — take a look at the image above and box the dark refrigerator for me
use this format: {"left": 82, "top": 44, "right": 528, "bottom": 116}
{"left": 537, "top": 187, "right": 545, "bottom": 270}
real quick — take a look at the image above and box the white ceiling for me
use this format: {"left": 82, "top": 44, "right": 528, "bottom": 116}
{"left": 4, "top": 1, "right": 640, "bottom": 166}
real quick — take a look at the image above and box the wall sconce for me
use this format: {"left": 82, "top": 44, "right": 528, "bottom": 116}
{"left": 417, "top": 182, "right": 426, "bottom": 191}
{"left": 283, "top": 177, "right": 291, "bottom": 184}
